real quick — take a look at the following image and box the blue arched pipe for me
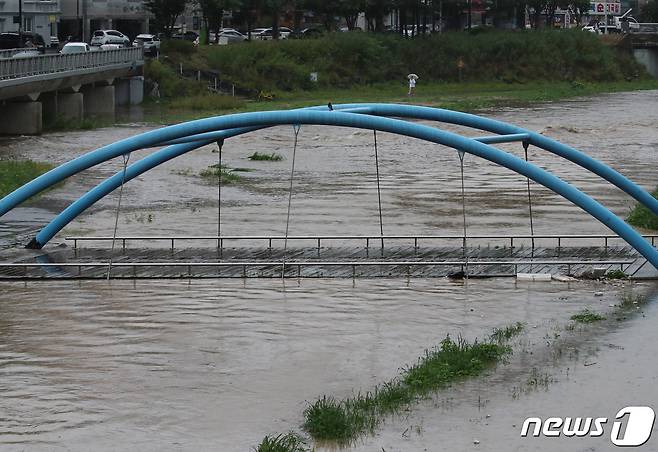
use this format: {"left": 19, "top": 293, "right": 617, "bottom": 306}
{"left": 23, "top": 110, "right": 658, "bottom": 270}
{"left": 2, "top": 104, "right": 656, "bottom": 220}
{"left": 152, "top": 104, "right": 658, "bottom": 218}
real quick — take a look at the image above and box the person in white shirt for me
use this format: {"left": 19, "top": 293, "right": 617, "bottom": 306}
{"left": 408, "top": 77, "right": 416, "bottom": 96}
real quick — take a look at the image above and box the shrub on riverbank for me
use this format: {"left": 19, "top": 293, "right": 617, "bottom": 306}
{"left": 199, "top": 30, "right": 644, "bottom": 95}
{"left": 627, "top": 186, "right": 658, "bottom": 231}
{"left": 0, "top": 160, "right": 55, "bottom": 198}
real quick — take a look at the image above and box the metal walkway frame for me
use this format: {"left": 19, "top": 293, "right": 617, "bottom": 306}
{"left": 0, "top": 103, "right": 656, "bottom": 269}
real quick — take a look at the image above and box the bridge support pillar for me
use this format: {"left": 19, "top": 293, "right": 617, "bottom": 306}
{"left": 82, "top": 85, "right": 115, "bottom": 119}
{"left": 634, "top": 48, "right": 658, "bottom": 78}
{"left": 59, "top": 93, "right": 84, "bottom": 122}
{"left": 115, "top": 76, "right": 144, "bottom": 106}
{"left": 40, "top": 92, "right": 58, "bottom": 125}
{"left": 0, "top": 101, "right": 42, "bottom": 135}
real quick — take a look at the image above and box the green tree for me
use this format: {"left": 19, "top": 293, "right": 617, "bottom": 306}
{"left": 567, "top": 0, "right": 590, "bottom": 26}
{"left": 642, "top": 0, "right": 658, "bottom": 22}
{"left": 197, "top": 0, "right": 242, "bottom": 44}
{"left": 144, "top": 0, "right": 189, "bottom": 36}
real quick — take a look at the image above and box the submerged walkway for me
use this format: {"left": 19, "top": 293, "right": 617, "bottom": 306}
{"left": 0, "top": 235, "right": 651, "bottom": 280}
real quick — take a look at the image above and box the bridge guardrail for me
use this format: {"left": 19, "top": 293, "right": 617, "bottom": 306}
{"left": 0, "top": 47, "right": 144, "bottom": 81}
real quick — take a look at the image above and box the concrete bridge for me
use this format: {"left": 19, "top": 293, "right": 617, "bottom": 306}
{"left": 0, "top": 47, "right": 145, "bottom": 135}
{"left": 629, "top": 33, "right": 658, "bottom": 78}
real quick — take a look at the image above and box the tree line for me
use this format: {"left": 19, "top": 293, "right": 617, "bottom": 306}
{"left": 144, "top": 0, "right": 658, "bottom": 41}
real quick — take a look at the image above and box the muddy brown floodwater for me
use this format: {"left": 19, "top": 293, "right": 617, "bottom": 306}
{"left": 0, "top": 91, "right": 657, "bottom": 451}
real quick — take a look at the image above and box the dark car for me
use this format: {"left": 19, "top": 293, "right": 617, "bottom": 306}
{"left": 172, "top": 31, "right": 199, "bottom": 41}
{"left": 0, "top": 32, "right": 46, "bottom": 50}
{"left": 289, "top": 27, "right": 324, "bottom": 39}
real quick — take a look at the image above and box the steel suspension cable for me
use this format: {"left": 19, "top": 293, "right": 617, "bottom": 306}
{"left": 217, "top": 139, "right": 224, "bottom": 253}
{"left": 282, "top": 125, "right": 301, "bottom": 276}
{"left": 373, "top": 130, "right": 384, "bottom": 251}
{"left": 458, "top": 151, "right": 469, "bottom": 277}
{"left": 523, "top": 142, "right": 536, "bottom": 252}
{"left": 106, "top": 152, "right": 131, "bottom": 280}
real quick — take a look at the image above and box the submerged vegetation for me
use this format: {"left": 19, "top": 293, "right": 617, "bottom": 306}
{"left": 200, "top": 163, "right": 243, "bottom": 183}
{"left": 570, "top": 309, "right": 606, "bottom": 323}
{"left": 490, "top": 322, "right": 525, "bottom": 343}
{"left": 302, "top": 329, "right": 521, "bottom": 443}
{"left": 0, "top": 160, "right": 55, "bottom": 198}
{"left": 255, "top": 432, "right": 307, "bottom": 452}
{"left": 606, "top": 269, "right": 628, "bottom": 280}
{"left": 627, "top": 186, "right": 658, "bottom": 231}
{"left": 248, "top": 152, "right": 283, "bottom": 162}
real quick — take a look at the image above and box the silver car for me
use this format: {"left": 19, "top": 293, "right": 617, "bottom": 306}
{"left": 133, "top": 34, "right": 160, "bottom": 54}
{"left": 91, "top": 30, "right": 130, "bottom": 47}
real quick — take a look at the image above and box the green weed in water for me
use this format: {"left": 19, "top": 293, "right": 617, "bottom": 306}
{"left": 248, "top": 152, "right": 283, "bottom": 161}
{"left": 200, "top": 163, "right": 242, "bottom": 183}
{"left": 606, "top": 269, "right": 627, "bottom": 279}
{"left": 255, "top": 432, "right": 307, "bottom": 452}
{"left": 570, "top": 309, "right": 606, "bottom": 323}
{"left": 303, "top": 332, "right": 512, "bottom": 443}
{"left": 490, "top": 322, "right": 525, "bottom": 343}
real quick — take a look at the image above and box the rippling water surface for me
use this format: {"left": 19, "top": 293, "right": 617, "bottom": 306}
{"left": 0, "top": 92, "right": 657, "bottom": 450}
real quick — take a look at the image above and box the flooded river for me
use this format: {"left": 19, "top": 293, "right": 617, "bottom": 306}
{"left": 0, "top": 91, "right": 657, "bottom": 450}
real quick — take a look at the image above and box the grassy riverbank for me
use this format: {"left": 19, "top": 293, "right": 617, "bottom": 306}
{"left": 141, "top": 29, "right": 658, "bottom": 124}
{"left": 0, "top": 160, "right": 55, "bottom": 198}
{"left": 143, "top": 78, "right": 658, "bottom": 124}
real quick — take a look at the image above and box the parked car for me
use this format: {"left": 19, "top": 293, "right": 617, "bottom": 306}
{"left": 172, "top": 31, "right": 199, "bottom": 41}
{"left": 259, "top": 27, "right": 293, "bottom": 40}
{"left": 289, "top": 27, "right": 324, "bottom": 39}
{"left": 61, "top": 42, "right": 91, "bottom": 54}
{"left": 11, "top": 49, "right": 41, "bottom": 58}
{"left": 133, "top": 33, "right": 160, "bottom": 54}
{"left": 50, "top": 36, "right": 59, "bottom": 48}
{"left": 248, "top": 28, "right": 268, "bottom": 39}
{"left": 0, "top": 32, "right": 46, "bottom": 50}
{"left": 213, "top": 29, "right": 247, "bottom": 44}
{"left": 90, "top": 30, "right": 130, "bottom": 47}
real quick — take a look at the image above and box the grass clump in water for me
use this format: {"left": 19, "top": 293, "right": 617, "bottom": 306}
{"left": 619, "top": 292, "right": 647, "bottom": 309}
{"left": 627, "top": 186, "right": 658, "bottom": 231}
{"left": 606, "top": 269, "right": 627, "bottom": 279}
{"left": 248, "top": 152, "right": 283, "bottom": 161}
{"left": 570, "top": 309, "right": 606, "bottom": 323}
{"left": 303, "top": 332, "right": 513, "bottom": 443}
{"left": 200, "top": 163, "right": 242, "bottom": 184}
{"left": 490, "top": 322, "right": 525, "bottom": 343}
{"left": 255, "top": 432, "right": 308, "bottom": 452}
{"left": 0, "top": 160, "right": 55, "bottom": 198}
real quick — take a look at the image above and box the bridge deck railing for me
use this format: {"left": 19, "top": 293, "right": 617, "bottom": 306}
{"left": 65, "top": 233, "right": 658, "bottom": 251}
{"left": 0, "top": 47, "right": 143, "bottom": 81}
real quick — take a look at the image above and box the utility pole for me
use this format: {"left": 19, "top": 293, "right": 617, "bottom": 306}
{"left": 468, "top": 0, "right": 472, "bottom": 29}
{"left": 18, "top": 0, "right": 23, "bottom": 47}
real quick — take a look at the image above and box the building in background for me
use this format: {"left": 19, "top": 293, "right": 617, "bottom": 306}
{"left": 0, "top": 0, "right": 60, "bottom": 43}
{"left": 58, "top": 0, "right": 149, "bottom": 42}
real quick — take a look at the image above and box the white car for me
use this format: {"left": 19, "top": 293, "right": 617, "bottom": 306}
{"left": 214, "top": 30, "right": 247, "bottom": 44}
{"left": 259, "top": 27, "right": 293, "bottom": 40}
{"left": 248, "top": 28, "right": 268, "bottom": 39}
{"left": 91, "top": 30, "right": 130, "bottom": 47}
{"left": 61, "top": 42, "right": 91, "bottom": 54}
{"left": 133, "top": 34, "right": 160, "bottom": 54}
